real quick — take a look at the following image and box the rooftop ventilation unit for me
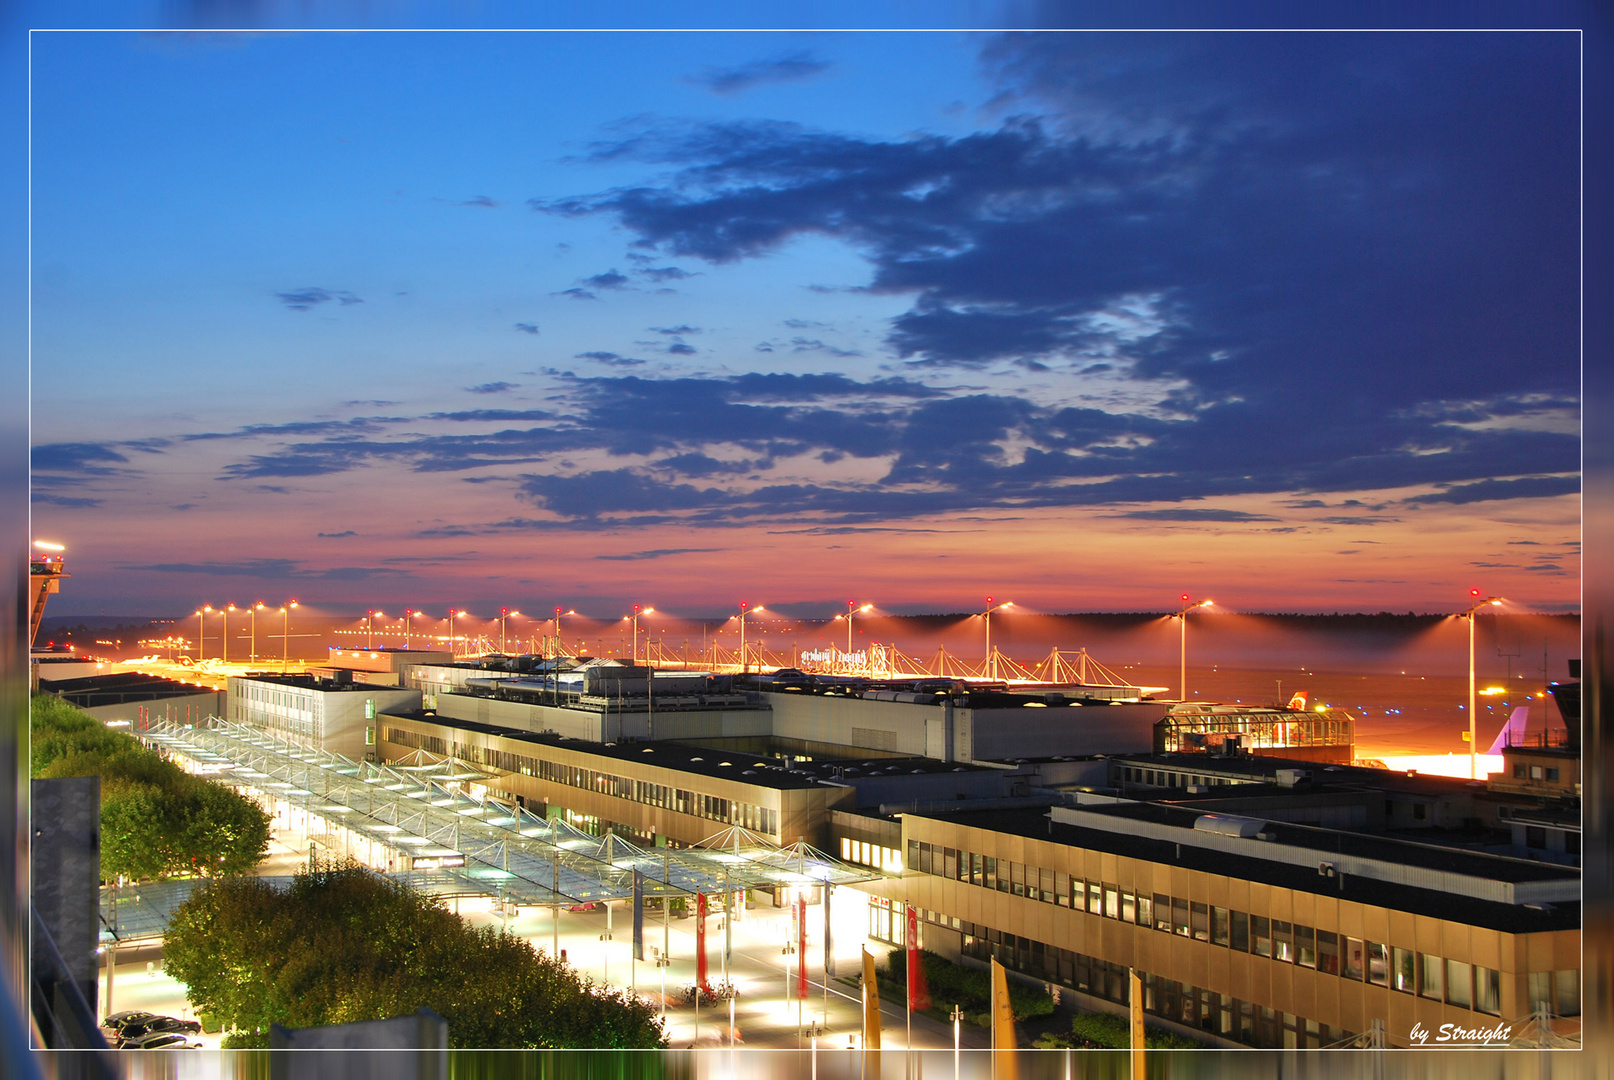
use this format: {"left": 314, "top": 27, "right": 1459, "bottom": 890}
{"left": 1192, "top": 813, "right": 1266, "bottom": 839}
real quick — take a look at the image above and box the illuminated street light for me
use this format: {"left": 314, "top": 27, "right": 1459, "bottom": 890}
{"left": 447, "top": 608, "right": 469, "bottom": 658}
{"left": 833, "top": 601, "right": 875, "bottom": 668}
{"left": 365, "top": 610, "right": 385, "bottom": 650}
{"left": 223, "top": 603, "right": 237, "bottom": 664}
{"left": 33, "top": 540, "right": 66, "bottom": 552}
{"left": 280, "top": 601, "right": 298, "bottom": 672}
{"left": 1462, "top": 590, "right": 1504, "bottom": 779}
{"left": 551, "top": 607, "right": 577, "bottom": 659}
{"left": 981, "top": 597, "right": 1013, "bottom": 682}
{"left": 624, "top": 605, "right": 655, "bottom": 664}
{"left": 499, "top": 608, "right": 520, "bottom": 655}
{"left": 404, "top": 609, "right": 418, "bottom": 650}
{"left": 1175, "top": 595, "right": 1214, "bottom": 701}
{"left": 249, "top": 602, "right": 267, "bottom": 662}
{"left": 195, "top": 605, "right": 213, "bottom": 662}
{"left": 733, "top": 603, "right": 765, "bottom": 674}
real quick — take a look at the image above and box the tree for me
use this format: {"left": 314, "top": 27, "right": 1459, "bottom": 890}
{"left": 165, "top": 864, "right": 665, "bottom": 1050}
{"left": 30, "top": 694, "right": 270, "bottom": 881}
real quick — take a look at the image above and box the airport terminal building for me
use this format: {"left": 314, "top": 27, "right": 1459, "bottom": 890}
{"left": 209, "top": 647, "right": 1581, "bottom": 1048}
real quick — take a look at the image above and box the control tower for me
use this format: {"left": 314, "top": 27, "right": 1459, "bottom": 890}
{"left": 29, "top": 541, "right": 68, "bottom": 648}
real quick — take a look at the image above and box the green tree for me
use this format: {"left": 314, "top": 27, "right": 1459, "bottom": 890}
{"left": 165, "top": 864, "right": 665, "bottom": 1050}
{"left": 30, "top": 694, "right": 270, "bottom": 881}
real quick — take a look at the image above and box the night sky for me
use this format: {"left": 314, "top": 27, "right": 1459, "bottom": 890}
{"left": 26, "top": 26, "right": 1582, "bottom": 618}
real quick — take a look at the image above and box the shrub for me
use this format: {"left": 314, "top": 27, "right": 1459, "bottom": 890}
{"left": 883, "top": 948, "right": 1054, "bottom": 1022}
{"left": 31, "top": 694, "right": 270, "bottom": 882}
{"left": 166, "top": 862, "right": 665, "bottom": 1049}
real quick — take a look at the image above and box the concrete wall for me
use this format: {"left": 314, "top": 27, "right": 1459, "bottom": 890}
{"left": 435, "top": 690, "right": 772, "bottom": 744}
{"left": 961, "top": 702, "right": 1164, "bottom": 762}
{"left": 765, "top": 692, "right": 939, "bottom": 756}
{"left": 765, "top": 692, "right": 1166, "bottom": 764}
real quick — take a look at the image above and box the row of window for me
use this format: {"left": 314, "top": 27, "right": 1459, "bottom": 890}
{"left": 957, "top": 918, "right": 1350, "bottom": 1050}
{"left": 840, "top": 838, "right": 902, "bottom": 873}
{"left": 241, "top": 704, "right": 317, "bottom": 742}
{"left": 908, "top": 839, "right": 1575, "bottom": 1017}
{"left": 1513, "top": 763, "right": 1563, "bottom": 782}
{"left": 381, "top": 727, "right": 780, "bottom": 836}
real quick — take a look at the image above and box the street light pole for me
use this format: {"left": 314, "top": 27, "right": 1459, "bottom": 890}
{"left": 366, "top": 610, "right": 382, "bottom": 650}
{"left": 250, "top": 602, "right": 266, "bottom": 662}
{"left": 1175, "top": 595, "right": 1213, "bottom": 701}
{"left": 195, "top": 606, "right": 211, "bottom": 662}
{"left": 499, "top": 608, "right": 519, "bottom": 655}
{"left": 223, "top": 603, "right": 236, "bottom": 664}
{"left": 449, "top": 609, "right": 467, "bottom": 658}
{"left": 625, "top": 606, "right": 654, "bottom": 664}
{"left": 404, "top": 609, "right": 416, "bottom": 650}
{"left": 835, "top": 601, "right": 874, "bottom": 671}
{"left": 982, "top": 597, "right": 1012, "bottom": 681}
{"left": 281, "top": 601, "right": 298, "bottom": 672}
{"left": 1463, "top": 591, "right": 1504, "bottom": 779}
{"left": 737, "top": 603, "right": 764, "bottom": 673}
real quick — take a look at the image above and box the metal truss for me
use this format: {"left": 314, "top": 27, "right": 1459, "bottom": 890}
{"left": 138, "top": 719, "right": 886, "bottom": 911}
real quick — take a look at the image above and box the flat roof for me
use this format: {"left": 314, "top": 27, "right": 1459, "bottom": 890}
{"left": 378, "top": 709, "right": 833, "bottom": 791}
{"left": 233, "top": 673, "right": 416, "bottom": 693}
{"left": 39, "top": 671, "right": 217, "bottom": 705}
{"left": 910, "top": 805, "right": 1578, "bottom": 934}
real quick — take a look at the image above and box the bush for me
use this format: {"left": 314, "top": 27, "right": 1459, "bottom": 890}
{"left": 883, "top": 948, "right": 1055, "bottom": 1023}
{"left": 1069, "top": 1010, "right": 1203, "bottom": 1049}
{"left": 165, "top": 862, "right": 665, "bottom": 1050}
{"left": 31, "top": 694, "right": 270, "bottom": 882}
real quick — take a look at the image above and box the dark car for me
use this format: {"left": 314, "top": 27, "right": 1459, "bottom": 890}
{"left": 120, "top": 1031, "right": 201, "bottom": 1050}
{"left": 101, "top": 1010, "right": 159, "bottom": 1033}
{"left": 113, "top": 1015, "right": 202, "bottom": 1044}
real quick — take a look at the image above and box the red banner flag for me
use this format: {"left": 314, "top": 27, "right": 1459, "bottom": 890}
{"left": 696, "top": 893, "right": 711, "bottom": 992}
{"left": 797, "top": 895, "right": 809, "bottom": 999}
{"left": 906, "top": 905, "right": 931, "bottom": 1011}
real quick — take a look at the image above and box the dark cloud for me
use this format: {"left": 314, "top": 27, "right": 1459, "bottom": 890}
{"left": 575, "top": 351, "right": 647, "bottom": 366}
{"left": 467, "top": 382, "right": 520, "bottom": 395}
{"left": 595, "top": 548, "right": 724, "bottom": 561}
{"left": 582, "top": 269, "right": 630, "bottom": 290}
{"left": 687, "top": 51, "right": 831, "bottom": 96}
{"left": 655, "top": 453, "right": 761, "bottom": 477}
{"left": 1404, "top": 475, "right": 1580, "bottom": 505}
{"left": 555, "top": 288, "right": 597, "bottom": 301}
{"left": 430, "top": 409, "right": 555, "bottom": 422}
{"left": 1105, "top": 509, "right": 1280, "bottom": 522}
{"left": 460, "top": 195, "right": 498, "bottom": 208}
{"left": 1317, "top": 516, "right": 1397, "bottom": 526}
{"left": 651, "top": 325, "right": 701, "bottom": 335}
{"left": 514, "top": 322, "right": 540, "bottom": 335}
{"left": 638, "top": 266, "right": 696, "bottom": 282}
{"left": 275, "top": 287, "right": 361, "bottom": 311}
{"left": 31, "top": 442, "right": 129, "bottom": 473}
{"left": 31, "top": 493, "right": 103, "bottom": 508}
{"left": 317, "top": 530, "right": 357, "bottom": 538}
{"left": 789, "top": 337, "right": 861, "bottom": 357}
{"left": 120, "top": 557, "right": 405, "bottom": 580}
{"left": 665, "top": 342, "right": 697, "bottom": 355}
{"left": 540, "top": 35, "right": 1576, "bottom": 511}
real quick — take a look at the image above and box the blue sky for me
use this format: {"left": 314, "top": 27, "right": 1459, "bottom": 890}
{"left": 21, "top": 23, "right": 1588, "bottom": 617}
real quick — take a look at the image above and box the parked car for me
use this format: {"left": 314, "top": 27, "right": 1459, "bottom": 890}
{"left": 101, "top": 1010, "right": 159, "bottom": 1034}
{"left": 119, "top": 1031, "right": 202, "bottom": 1050}
{"left": 112, "top": 1015, "right": 202, "bottom": 1044}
